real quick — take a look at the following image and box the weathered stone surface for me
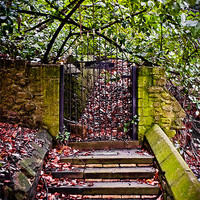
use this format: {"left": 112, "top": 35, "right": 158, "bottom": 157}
{"left": 137, "top": 66, "right": 185, "bottom": 140}
{"left": 162, "top": 105, "right": 172, "bottom": 111}
{"left": 162, "top": 110, "right": 175, "bottom": 118}
{"left": 153, "top": 102, "right": 161, "bottom": 107}
{"left": 164, "top": 130, "right": 176, "bottom": 138}
{"left": 145, "top": 124, "right": 200, "bottom": 200}
{"left": 13, "top": 129, "right": 52, "bottom": 200}
{"left": 17, "top": 92, "right": 32, "bottom": 99}
{"left": 0, "top": 59, "right": 60, "bottom": 137}
{"left": 153, "top": 77, "right": 166, "bottom": 86}
{"left": 25, "top": 103, "right": 36, "bottom": 111}
{"left": 13, "top": 172, "right": 31, "bottom": 193}
{"left": 152, "top": 67, "right": 165, "bottom": 75}
{"left": 138, "top": 76, "right": 150, "bottom": 87}
{"left": 161, "top": 92, "right": 172, "bottom": 100}
{"left": 148, "top": 86, "right": 163, "bottom": 93}
{"left": 19, "top": 157, "right": 39, "bottom": 177}
{"left": 161, "top": 118, "right": 171, "bottom": 124}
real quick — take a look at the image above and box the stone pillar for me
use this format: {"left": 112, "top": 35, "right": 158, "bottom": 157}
{"left": 137, "top": 66, "right": 185, "bottom": 141}
{"left": 0, "top": 60, "right": 60, "bottom": 137}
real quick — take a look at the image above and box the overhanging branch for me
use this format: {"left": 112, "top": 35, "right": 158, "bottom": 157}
{"left": 24, "top": 19, "right": 52, "bottom": 33}
{"left": 42, "top": 0, "right": 85, "bottom": 63}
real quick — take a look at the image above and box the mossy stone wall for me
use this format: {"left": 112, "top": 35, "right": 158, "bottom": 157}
{"left": 145, "top": 125, "right": 200, "bottom": 200}
{"left": 0, "top": 60, "right": 60, "bottom": 137}
{"left": 137, "top": 66, "right": 186, "bottom": 141}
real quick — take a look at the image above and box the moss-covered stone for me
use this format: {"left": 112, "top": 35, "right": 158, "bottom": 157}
{"left": 148, "top": 86, "right": 163, "bottom": 93}
{"left": 145, "top": 124, "right": 200, "bottom": 200}
{"left": 138, "top": 66, "right": 152, "bottom": 76}
{"left": 164, "top": 130, "right": 176, "bottom": 138}
{"left": 13, "top": 172, "right": 31, "bottom": 192}
{"left": 171, "top": 171, "right": 200, "bottom": 200}
{"left": 137, "top": 66, "right": 185, "bottom": 141}
{"left": 138, "top": 76, "right": 151, "bottom": 87}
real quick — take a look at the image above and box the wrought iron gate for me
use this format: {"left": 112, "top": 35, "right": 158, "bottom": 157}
{"left": 59, "top": 36, "right": 136, "bottom": 142}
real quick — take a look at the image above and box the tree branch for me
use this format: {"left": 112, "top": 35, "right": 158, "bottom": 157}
{"left": 66, "top": 18, "right": 154, "bottom": 66}
{"left": 53, "top": 29, "right": 75, "bottom": 63}
{"left": 61, "top": 0, "right": 79, "bottom": 13}
{"left": 42, "top": 0, "right": 85, "bottom": 63}
{"left": 18, "top": 9, "right": 62, "bottom": 21}
{"left": 24, "top": 19, "right": 52, "bottom": 33}
{"left": 59, "top": 35, "right": 80, "bottom": 58}
{"left": 101, "top": 9, "right": 147, "bottom": 29}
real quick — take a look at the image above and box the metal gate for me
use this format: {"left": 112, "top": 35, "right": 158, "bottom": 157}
{"left": 59, "top": 35, "right": 136, "bottom": 142}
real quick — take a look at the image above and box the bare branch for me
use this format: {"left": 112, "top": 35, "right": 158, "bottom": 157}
{"left": 61, "top": 0, "right": 79, "bottom": 13}
{"left": 66, "top": 18, "right": 154, "bottom": 65}
{"left": 42, "top": 0, "right": 85, "bottom": 63}
{"left": 18, "top": 9, "right": 62, "bottom": 21}
{"left": 24, "top": 19, "right": 52, "bottom": 33}
{"left": 60, "top": 35, "right": 80, "bottom": 58}
{"left": 53, "top": 28, "right": 76, "bottom": 63}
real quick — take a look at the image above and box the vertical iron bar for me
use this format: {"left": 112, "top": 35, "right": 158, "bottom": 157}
{"left": 122, "top": 52, "right": 124, "bottom": 140}
{"left": 98, "top": 35, "right": 101, "bottom": 140}
{"left": 110, "top": 43, "right": 113, "bottom": 140}
{"left": 104, "top": 37, "right": 107, "bottom": 139}
{"left": 69, "top": 60, "right": 72, "bottom": 139}
{"left": 75, "top": 46, "right": 78, "bottom": 141}
{"left": 59, "top": 64, "right": 64, "bottom": 134}
{"left": 116, "top": 47, "right": 119, "bottom": 139}
{"left": 132, "top": 65, "right": 137, "bottom": 140}
{"left": 92, "top": 34, "right": 95, "bottom": 139}
{"left": 80, "top": 45, "right": 83, "bottom": 141}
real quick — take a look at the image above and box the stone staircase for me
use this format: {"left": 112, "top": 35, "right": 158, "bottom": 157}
{"left": 48, "top": 143, "right": 161, "bottom": 199}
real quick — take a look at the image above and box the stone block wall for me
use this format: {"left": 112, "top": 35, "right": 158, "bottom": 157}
{"left": 0, "top": 60, "right": 60, "bottom": 137}
{"left": 137, "top": 66, "right": 186, "bottom": 141}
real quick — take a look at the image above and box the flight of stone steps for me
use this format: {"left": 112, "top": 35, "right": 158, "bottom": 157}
{"left": 47, "top": 145, "right": 161, "bottom": 199}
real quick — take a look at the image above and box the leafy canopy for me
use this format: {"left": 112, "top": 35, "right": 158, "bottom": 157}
{"left": 0, "top": 0, "right": 200, "bottom": 109}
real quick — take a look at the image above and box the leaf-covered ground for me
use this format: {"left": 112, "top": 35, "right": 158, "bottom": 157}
{"left": 0, "top": 122, "right": 40, "bottom": 197}
{"left": 167, "top": 82, "right": 200, "bottom": 181}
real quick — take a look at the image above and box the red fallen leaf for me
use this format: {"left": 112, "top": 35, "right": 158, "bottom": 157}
{"left": 146, "top": 179, "right": 153, "bottom": 183}
{"left": 71, "top": 180, "right": 76, "bottom": 186}
{"left": 88, "top": 182, "right": 94, "bottom": 187}
{"left": 4, "top": 180, "right": 12, "bottom": 183}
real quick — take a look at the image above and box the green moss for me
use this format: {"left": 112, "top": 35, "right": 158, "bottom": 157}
{"left": 145, "top": 124, "right": 200, "bottom": 200}
{"left": 138, "top": 76, "right": 151, "bottom": 87}
{"left": 41, "top": 68, "right": 60, "bottom": 137}
{"left": 171, "top": 171, "right": 200, "bottom": 200}
{"left": 137, "top": 87, "right": 148, "bottom": 99}
{"left": 43, "top": 65, "right": 60, "bottom": 78}
{"left": 152, "top": 67, "right": 165, "bottom": 75}
{"left": 138, "top": 66, "right": 152, "bottom": 76}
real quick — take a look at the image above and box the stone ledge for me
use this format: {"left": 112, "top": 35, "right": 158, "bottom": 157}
{"left": 12, "top": 129, "right": 52, "bottom": 200}
{"left": 145, "top": 124, "right": 200, "bottom": 200}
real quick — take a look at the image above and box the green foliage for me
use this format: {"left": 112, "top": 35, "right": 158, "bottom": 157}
{"left": 124, "top": 115, "right": 140, "bottom": 133}
{"left": 56, "top": 130, "right": 70, "bottom": 145}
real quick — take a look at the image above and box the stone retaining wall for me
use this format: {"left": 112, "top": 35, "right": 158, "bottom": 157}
{"left": 0, "top": 60, "right": 60, "bottom": 136}
{"left": 137, "top": 66, "right": 186, "bottom": 141}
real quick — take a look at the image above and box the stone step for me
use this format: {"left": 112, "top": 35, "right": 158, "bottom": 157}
{"left": 50, "top": 167, "right": 156, "bottom": 179}
{"left": 68, "top": 141, "right": 140, "bottom": 150}
{"left": 76, "top": 198, "right": 158, "bottom": 200}
{"left": 48, "top": 181, "right": 160, "bottom": 195}
{"left": 60, "top": 149, "right": 154, "bottom": 165}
